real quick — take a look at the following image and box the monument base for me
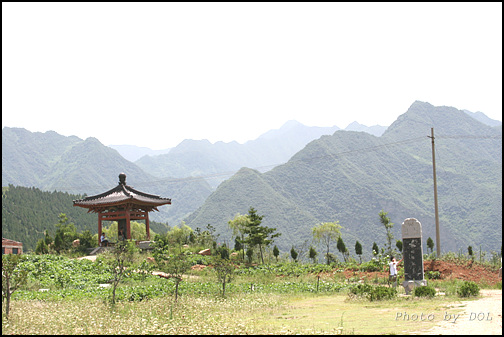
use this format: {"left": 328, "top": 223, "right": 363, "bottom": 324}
{"left": 402, "top": 280, "right": 427, "bottom": 295}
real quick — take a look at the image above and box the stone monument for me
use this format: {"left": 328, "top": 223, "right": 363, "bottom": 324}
{"left": 401, "top": 218, "right": 427, "bottom": 294}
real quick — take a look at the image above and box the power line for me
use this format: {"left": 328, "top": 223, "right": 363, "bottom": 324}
{"left": 437, "top": 135, "right": 502, "bottom": 139}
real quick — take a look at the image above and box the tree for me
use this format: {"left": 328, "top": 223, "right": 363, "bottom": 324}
{"left": 242, "top": 207, "right": 281, "bottom": 264}
{"left": 217, "top": 243, "right": 230, "bottom": 260}
{"left": 312, "top": 221, "right": 342, "bottom": 265}
{"left": 234, "top": 237, "right": 243, "bottom": 254}
{"left": 355, "top": 241, "right": 363, "bottom": 264}
{"left": 77, "top": 230, "right": 96, "bottom": 252}
{"left": 103, "top": 240, "right": 137, "bottom": 304}
{"left": 337, "top": 236, "right": 347, "bottom": 262}
{"left": 213, "top": 256, "right": 235, "bottom": 297}
{"left": 193, "top": 224, "right": 219, "bottom": 248}
{"left": 35, "top": 238, "right": 49, "bottom": 254}
{"left": 153, "top": 237, "right": 191, "bottom": 302}
{"left": 379, "top": 210, "right": 394, "bottom": 256}
{"left": 53, "top": 213, "right": 77, "bottom": 253}
{"left": 53, "top": 231, "right": 64, "bottom": 253}
{"left": 44, "top": 230, "right": 53, "bottom": 246}
{"left": 246, "top": 247, "right": 254, "bottom": 264}
{"left": 2, "top": 254, "right": 28, "bottom": 319}
{"left": 166, "top": 223, "right": 193, "bottom": 248}
{"left": 426, "top": 237, "right": 434, "bottom": 254}
{"left": 158, "top": 253, "right": 191, "bottom": 301}
{"left": 228, "top": 213, "right": 250, "bottom": 260}
{"left": 273, "top": 245, "right": 280, "bottom": 262}
{"left": 396, "top": 240, "right": 403, "bottom": 254}
{"left": 309, "top": 246, "right": 318, "bottom": 264}
{"left": 290, "top": 246, "right": 298, "bottom": 262}
{"left": 372, "top": 242, "right": 379, "bottom": 256}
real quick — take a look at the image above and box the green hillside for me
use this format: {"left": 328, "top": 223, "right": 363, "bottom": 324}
{"left": 185, "top": 101, "right": 502, "bottom": 256}
{"left": 135, "top": 121, "right": 341, "bottom": 188}
{"left": 2, "top": 128, "right": 82, "bottom": 187}
{"left": 2, "top": 102, "right": 501, "bottom": 256}
{"left": 2, "top": 128, "right": 213, "bottom": 227}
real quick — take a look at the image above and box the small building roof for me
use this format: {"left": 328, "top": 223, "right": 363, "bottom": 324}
{"left": 2, "top": 238, "right": 23, "bottom": 246}
{"left": 73, "top": 173, "right": 171, "bottom": 212}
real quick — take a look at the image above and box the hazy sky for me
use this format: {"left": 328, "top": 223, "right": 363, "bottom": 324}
{"left": 2, "top": 2, "right": 502, "bottom": 149}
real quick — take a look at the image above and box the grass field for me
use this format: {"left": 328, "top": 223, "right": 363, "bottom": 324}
{"left": 3, "top": 253, "right": 499, "bottom": 335}
{"left": 3, "top": 289, "right": 473, "bottom": 335}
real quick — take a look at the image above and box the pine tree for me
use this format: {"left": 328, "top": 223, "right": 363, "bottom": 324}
{"left": 273, "top": 245, "right": 280, "bottom": 262}
{"left": 242, "top": 207, "right": 281, "bottom": 264}
{"left": 290, "top": 246, "right": 298, "bottom": 262}
{"left": 337, "top": 236, "right": 347, "bottom": 262}
{"left": 372, "top": 242, "right": 379, "bottom": 256}
{"left": 309, "top": 246, "right": 318, "bottom": 264}
{"left": 355, "top": 241, "right": 363, "bottom": 264}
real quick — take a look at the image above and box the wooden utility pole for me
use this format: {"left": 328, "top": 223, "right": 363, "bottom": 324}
{"left": 428, "top": 128, "right": 441, "bottom": 257}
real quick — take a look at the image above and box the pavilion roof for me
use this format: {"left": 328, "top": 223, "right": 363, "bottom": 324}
{"left": 73, "top": 173, "right": 171, "bottom": 211}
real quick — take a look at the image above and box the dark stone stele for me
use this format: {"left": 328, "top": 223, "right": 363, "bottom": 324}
{"left": 403, "top": 237, "right": 424, "bottom": 281}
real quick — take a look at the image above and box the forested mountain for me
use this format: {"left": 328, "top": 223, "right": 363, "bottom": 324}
{"left": 2, "top": 101, "right": 501, "bottom": 256}
{"left": 2, "top": 128, "right": 82, "bottom": 188}
{"left": 185, "top": 101, "right": 502, "bottom": 256}
{"left": 2, "top": 128, "right": 213, "bottom": 226}
{"left": 134, "top": 120, "right": 342, "bottom": 188}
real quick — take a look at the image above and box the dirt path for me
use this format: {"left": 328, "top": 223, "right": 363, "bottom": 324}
{"left": 412, "top": 289, "right": 502, "bottom": 335}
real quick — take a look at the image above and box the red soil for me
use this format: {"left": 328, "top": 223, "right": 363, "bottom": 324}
{"left": 323, "top": 260, "right": 501, "bottom": 286}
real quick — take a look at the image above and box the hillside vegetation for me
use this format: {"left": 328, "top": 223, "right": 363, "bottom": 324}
{"left": 1, "top": 128, "right": 213, "bottom": 226}
{"left": 2, "top": 101, "right": 502, "bottom": 257}
{"left": 185, "top": 101, "right": 502, "bottom": 255}
{"left": 1, "top": 186, "right": 170, "bottom": 251}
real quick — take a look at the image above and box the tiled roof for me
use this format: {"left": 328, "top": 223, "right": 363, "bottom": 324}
{"left": 73, "top": 173, "right": 171, "bottom": 209}
{"left": 2, "top": 238, "right": 23, "bottom": 245}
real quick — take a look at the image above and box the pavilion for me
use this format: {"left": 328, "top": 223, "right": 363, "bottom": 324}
{"left": 73, "top": 173, "right": 171, "bottom": 245}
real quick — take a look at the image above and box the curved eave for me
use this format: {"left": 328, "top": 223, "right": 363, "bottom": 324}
{"left": 73, "top": 183, "right": 171, "bottom": 210}
{"left": 73, "top": 198, "right": 171, "bottom": 210}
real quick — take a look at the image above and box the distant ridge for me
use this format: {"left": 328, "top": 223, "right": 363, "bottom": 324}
{"left": 2, "top": 101, "right": 501, "bottom": 254}
{"left": 134, "top": 120, "right": 342, "bottom": 188}
{"left": 184, "top": 101, "right": 502, "bottom": 256}
{"left": 344, "top": 122, "right": 387, "bottom": 137}
{"left": 108, "top": 144, "right": 172, "bottom": 162}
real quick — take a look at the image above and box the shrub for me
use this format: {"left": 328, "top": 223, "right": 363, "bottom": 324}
{"left": 425, "top": 271, "right": 441, "bottom": 280}
{"left": 367, "top": 285, "right": 396, "bottom": 301}
{"left": 457, "top": 281, "right": 479, "bottom": 297}
{"left": 348, "top": 284, "right": 396, "bottom": 301}
{"left": 349, "top": 283, "right": 373, "bottom": 296}
{"left": 358, "top": 260, "right": 382, "bottom": 272}
{"left": 414, "top": 285, "right": 436, "bottom": 298}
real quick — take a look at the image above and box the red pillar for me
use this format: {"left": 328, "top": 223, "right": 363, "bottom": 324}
{"left": 98, "top": 214, "right": 103, "bottom": 246}
{"left": 126, "top": 207, "right": 131, "bottom": 240}
{"left": 146, "top": 211, "right": 150, "bottom": 241}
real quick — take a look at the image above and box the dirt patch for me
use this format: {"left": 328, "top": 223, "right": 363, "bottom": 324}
{"left": 423, "top": 260, "right": 500, "bottom": 286}
{"left": 318, "top": 260, "right": 501, "bottom": 286}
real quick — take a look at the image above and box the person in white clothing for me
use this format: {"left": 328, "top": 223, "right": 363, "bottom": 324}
{"left": 100, "top": 232, "right": 109, "bottom": 247}
{"left": 388, "top": 256, "right": 403, "bottom": 287}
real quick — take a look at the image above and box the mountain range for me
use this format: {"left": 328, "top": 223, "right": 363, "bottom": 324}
{"left": 109, "top": 121, "right": 386, "bottom": 163}
{"left": 183, "top": 101, "right": 502, "bottom": 255}
{"left": 1, "top": 128, "right": 213, "bottom": 226}
{"left": 2, "top": 101, "right": 501, "bottom": 256}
